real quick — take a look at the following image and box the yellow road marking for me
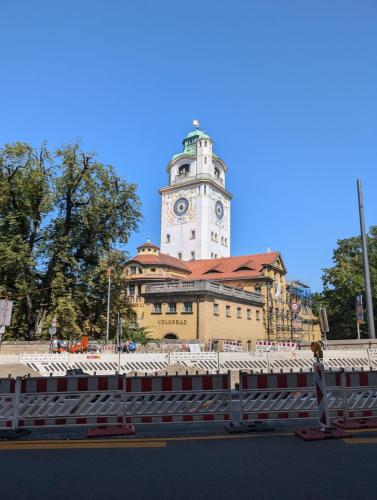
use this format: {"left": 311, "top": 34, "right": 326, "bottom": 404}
{"left": 345, "top": 428, "right": 377, "bottom": 434}
{"left": 344, "top": 437, "right": 377, "bottom": 445}
{"left": 147, "top": 432, "right": 294, "bottom": 442}
{"left": 0, "top": 431, "right": 294, "bottom": 451}
{"left": 0, "top": 441, "right": 166, "bottom": 451}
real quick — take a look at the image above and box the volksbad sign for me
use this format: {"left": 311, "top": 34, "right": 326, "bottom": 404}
{"left": 158, "top": 319, "right": 187, "bottom": 326}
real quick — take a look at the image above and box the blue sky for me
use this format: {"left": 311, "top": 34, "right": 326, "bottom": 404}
{"left": 1, "top": 0, "right": 376, "bottom": 291}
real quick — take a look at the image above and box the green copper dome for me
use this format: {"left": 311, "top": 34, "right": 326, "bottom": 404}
{"left": 169, "top": 124, "right": 213, "bottom": 162}
{"left": 184, "top": 129, "right": 211, "bottom": 141}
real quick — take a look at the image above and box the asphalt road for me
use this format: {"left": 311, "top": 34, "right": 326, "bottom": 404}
{"left": 0, "top": 432, "right": 376, "bottom": 500}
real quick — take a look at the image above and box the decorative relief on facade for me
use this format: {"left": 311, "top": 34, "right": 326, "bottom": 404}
{"left": 166, "top": 191, "right": 196, "bottom": 225}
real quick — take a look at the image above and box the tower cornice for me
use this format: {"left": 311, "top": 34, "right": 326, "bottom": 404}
{"left": 159, "top": 177, "right": 232, "bottom": 200}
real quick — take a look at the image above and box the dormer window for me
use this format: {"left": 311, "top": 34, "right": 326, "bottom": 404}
{"left": 178, "top": 164, "right": 190, "bottom": 175}
{"left": 214, "top": 167, "right": 220, "bottom": 178}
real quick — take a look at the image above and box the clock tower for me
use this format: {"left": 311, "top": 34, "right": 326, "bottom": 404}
{"left": 160, "top": 121, "right": 232, "bottom": 260}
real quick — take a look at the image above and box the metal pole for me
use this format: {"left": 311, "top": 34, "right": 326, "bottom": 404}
{"left": 106, "top": 268, "right": 111, "bottom": 343}
{"left": 357, "top": 179, "right": 375, "bottom": 339}
{"left": 118, "top": 315, "right": 122, "bottom": 372}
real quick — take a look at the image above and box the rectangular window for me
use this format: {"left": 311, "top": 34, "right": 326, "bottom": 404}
{"left": 204, "top": 157, "right": 207, "bottom": 164}
{"left": 247, "top": 309, "right": 251, "bottom": 320}
{"left": 191, "top": 230, "right": 196, "bottom": 239}
{"left": 237, "top": 307, "right": 242, "bottom": 319}
{"left": 166, "top": 234, "right": 170, "bottom": 243}
{"left": 191, "top": 251, "right": 195, "bottom": 260}
{"left": 256, "top": 310, "right": 260, "bottom": 321}
{"left": 213, "top": 303, "right": 219, "bottom": 316}
{"left": 168, "top": 303, "right": 176, "bottom": 313}
{"left": 226, "top": 305, "right": 231, "bottom": 318}
{"left": 153, "top": 303, "right": 162, "bottom": 314}
{"left": 184, "top": 302, "right": 193, "bottom": 313}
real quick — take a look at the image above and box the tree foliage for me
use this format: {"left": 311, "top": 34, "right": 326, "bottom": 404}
{"left": 317, "top": 226, "right": 377, "bottom": 339}
{"left": 0, "top": 142, "right": 142, "bottom": 340}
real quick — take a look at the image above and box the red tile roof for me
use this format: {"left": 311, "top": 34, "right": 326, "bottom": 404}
{"left": 127, "top": 251, "right": 282, "bottom": 280}
{"left": 184, "top": 252, "right": 281, "bottom": 280}
{"left": 127, "top": 253, "right": 191, "bottom": 272}
{"left": 137, "top": 241, "right": 160, "bottom": 250}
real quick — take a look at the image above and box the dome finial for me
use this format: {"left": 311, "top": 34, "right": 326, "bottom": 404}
{"left": 192, "top": 119, "right": 200, "bottom": 129}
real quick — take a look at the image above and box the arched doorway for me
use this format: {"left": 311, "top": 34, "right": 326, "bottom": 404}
{"left": 164, "top": 333, "right": 178, "bottom": 340}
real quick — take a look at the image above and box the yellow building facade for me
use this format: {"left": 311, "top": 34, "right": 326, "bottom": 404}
{"left": 123, "top": 242, "right": 320, "bottom": 349}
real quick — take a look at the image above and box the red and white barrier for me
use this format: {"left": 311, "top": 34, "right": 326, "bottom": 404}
{"left": 240, "top": 372, "right": 317, "bottom": 421}
{"left": 313, "top": 362, "right": 330, "bottom": 428}
{"left": 123, "top": 374, "right": 231, "bottom": 424}
{"left": 0, "top": 378, "right": 17, "bottom": 429}
{"left": 2, "top": 374, "right": 231, "bottom": 430}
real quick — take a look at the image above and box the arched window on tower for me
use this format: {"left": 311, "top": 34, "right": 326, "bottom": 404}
{"left": 178, "top": 164, "right": 190, "bottom": 176}
{"left": 214, "top": 167, "right": 220, "bottom": 178}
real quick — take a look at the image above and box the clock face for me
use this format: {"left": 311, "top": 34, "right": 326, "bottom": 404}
{"left": 174, "top": 197, "right": 189, "bottom": 216}
{"left": 215, "top": 200, "right": 224, "bottom": 220}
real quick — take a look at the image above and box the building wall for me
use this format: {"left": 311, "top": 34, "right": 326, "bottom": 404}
{"left": 141, "top": 295, "right": 264, "bottom": 349}
{"left": 199, "top": 297, "right": 264, "bottom": 349}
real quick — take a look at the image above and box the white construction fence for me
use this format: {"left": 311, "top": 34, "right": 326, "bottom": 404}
{"left": 0, "top": 349, "right": 376, "bottom": 377}
{"left": 1, "top": 369, "right": 377, "bottom": 432}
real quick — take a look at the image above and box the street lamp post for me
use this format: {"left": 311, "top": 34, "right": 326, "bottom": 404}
{"left": 106, "top": 268, "right": 112, "bottom": 343}
{"left": 357, "top": 179, "right": 375, "bottom": 339}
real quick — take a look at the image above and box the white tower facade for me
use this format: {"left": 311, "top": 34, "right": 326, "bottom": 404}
{"left": 160, "top": 123, "right": 232, "bottom": 261}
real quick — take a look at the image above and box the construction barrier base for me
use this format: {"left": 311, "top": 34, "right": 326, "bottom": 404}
{"left": 0, "top": 429, "right": 30, "bottom": 441}
{"left": 295, "top": 427, "right": 352, "bottom": 441}
{"left": 333, "top": 418, "right": 377, "bottom": 430}
{"left": 87, "top": 425, "right": 135, "bottom": 439}
{"left": 226, "top": 421, "right": 273, "bottom": 434}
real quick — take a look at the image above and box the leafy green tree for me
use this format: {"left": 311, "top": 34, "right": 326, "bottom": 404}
{"left": 0, "top": 142, "right": 142, "bottom": 340}
{"left": 319, "top": 227, "right": 377, "bottom": 339}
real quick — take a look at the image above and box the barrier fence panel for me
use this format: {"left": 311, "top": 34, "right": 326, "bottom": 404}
{"left": 4, "top": 373, "right": 231, "bottom": 430}
{"left": 0, "top": 378, "right": 17, "bottom": 429}
{"left": 169, "top": 352, "right": 219, "bottom": 373}
{"left": 324, "top": 352, "right": 370, "bottom": 372}
{"left": 341, "top": 371, "right": 377, "bottom": 420}
{"left": 219, "top": 353, "right": 269, "bottom": 372}
{"left": 239, "top": 372, "right": 318, "bottom": 422}
{"left": 123, "top": 374, "right": 231, "bottom": 424}
{"left": 268, "top": 352, "right": 314, "bottom": 373}
{"left": 19, "top": 353, "right": 69, "bottom": 377}
{"left": 16, "top": 375, "right": 125, "bottom": 429}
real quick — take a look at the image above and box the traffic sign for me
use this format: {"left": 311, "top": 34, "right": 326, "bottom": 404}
{"left": 48, "top": 326, "right": 57, "bottom": 335}
{"left": 0, "top": 300, "right": 13, "bottom": 326}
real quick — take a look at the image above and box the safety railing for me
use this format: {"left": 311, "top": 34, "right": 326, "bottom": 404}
{"left": 1, "top": 368, "right": 377, "bottom": 432}
{"left": 2, "top": 350, "right": 377, "bottom": 378}
{"left": 0, "top": 373, "right": 231, "bottom": 431}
